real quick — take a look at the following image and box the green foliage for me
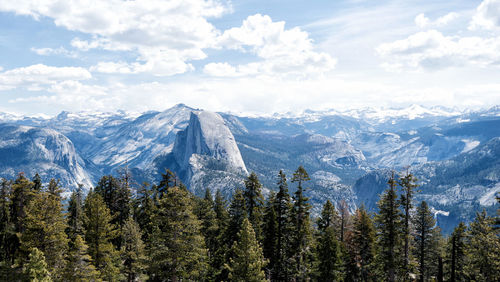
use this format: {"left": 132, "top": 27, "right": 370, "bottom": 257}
{"left": 226, "top": 218, "right": 267, "bottom": 282}
{"left": 398, "top": 171, "right": 418, "bottom": 278}
{"left": 22, "top": 185, "right": 68, "bottom": 279}
{"left": 291, "top": 166, "right": 313, "bottom": 281}
{"left": 244, "top": 172, "right": 265, "bottom": 241}
{"left": 317, "top": 200, "right": 339, "bottom": 233}
{"left": 64, "top": 235, "right": 100, "bottom": 281}
{"left": 121, "top": 217, "right": 147, "bottom": 282}
{"left": 0, "top": 170, "right": 492, "bottom": 281}
{"left": 273, "top": 170, "right": 294, "bottom": 281}
{"left": 262, "top": 191, "right": 278, "bottom": 277}
{"left": 352, "top": 205, "right": 376, "bottom": 281}
{"left": 66, "top": 185, "right": 84, "bottom": 242}
{"left": 315, "top": 226, "right": 343, "bottom": 281}
{"left": 465, "top": 210, "right": 500, "bottom": 281}
{"left": 413, "top": 201, "right": 439, "bottom": 282}
{"left": 374, "top": 173, "right": 403, "bottom": 282}
{"left": 194, "top": 188, "right": 219, "bottom": 281}
{"left": 445, "top": 222, "right": 466, "bottom": 281}
{"left": 149, "top": 186, "right": 208, "bottom": 281}
{"left": 83, "top": 190, "right": 120, "bottom": 281}
{"left": 24, "top": 248, "right": 51, "bottom": 282}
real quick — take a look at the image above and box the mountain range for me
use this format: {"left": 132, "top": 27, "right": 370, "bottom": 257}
{"left": 1, "top": 104, "right": 499, "bottom": 233}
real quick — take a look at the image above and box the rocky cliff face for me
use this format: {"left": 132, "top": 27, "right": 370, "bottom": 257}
{"left": 156, "top": 110, "right": 248, "bottom": 196}
{"left": 0, "top": 124, "right": 95, "bottom": 191}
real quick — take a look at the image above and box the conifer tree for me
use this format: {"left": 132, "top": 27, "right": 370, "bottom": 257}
{"left": 317, "top": 200, "right": 339, "bottom": 233}
{"left": 194, "top": 188, "right": 219, "bottom": 281}
{"left": 226, "top": 218, "right": 267, "bottom": 282}
{"left": 315, "top": 226, "right": 343, "bottom": 281}
{"left": 213, "top": 189, "right": 231, "bottom": 281}
{"left": 149, "top": 186, "right": 207, "bottom": 281}
{"left": 83, "top": 190, "right": 120, "bottom": 281}
{"left": 64, "top": 235, "right": 100, "bottom": 281}
{"left": 274, "top": 170, "right": 294, "bottom": 281}
{"left": 121, "top": 217, "right": 147, "bottom": 282}
{"left": 375, "top": 173, "right": 402, "bottom": 282}
{"left": 157, "top": 169, "right": 176, "bottom": 196}
{"left": 262, "top": 191, "right": 278, "bottom": 278}
{"left": 446, "top": 222, "right": 466, "bottom": 282}
{"left": 133, "top": 182, "right": 156, "bottom": 246}
{"left": 227, "top": 188, "right": 247, "bottom": 245}
{"left": 352, "top": 205, "right": 376, "bottom": 281}
{"left": 413, "top": 201, "right": 439, "bottom": 282}
{"left": 22, "top": 180, "right": 68, "bottom": 279}
{"left": 25, "top": 248, "right": 51, "bottom": 282}
{"left": 398, "top": 171, "right": 418, "bottom": 277}
{"left": 32, "top": 174, "right": 42, "bottom": 191}
{"left": 291, "top": 166, "right": 313, "bottom": 281}
{"left": 95, "top": 175, "right": 131, "bottom": 229}
{"left": 244, "top": 172, "right": 265, "bottom": 241}
{"left": 465, "top": 210, "right": 500, "bottom": 281}
{"left": 0, "top": 178, "right": 15, "bottom": 264}
{"left": 10, "top": 173, "right": 34, "bottom": 236}
{"left": 66, "top": 184, "right": 84, "bottom": 242}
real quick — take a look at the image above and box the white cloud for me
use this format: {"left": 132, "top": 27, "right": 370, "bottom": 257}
{"left": 0, "top": 64, "right": 91, "bottom": 88}
{"left": 377, "top": 30, "right": 500, "bottom": 70}
{"left": 415, "top": 13, "right": 460, "bottom": 29}
{"left": 0, "top": 0, "right": 230, "bottom": 76}
{"left": 470, "top": 0, "right": 500, "bottom": 30}
{"left": 30, "top": 46, "right": 77, "bottom": 57}
{"left": 203, "top": 62, "right": 238, "bottom": 77}
{"left": 210, "top": 14, "right": 336, "bottom": 77}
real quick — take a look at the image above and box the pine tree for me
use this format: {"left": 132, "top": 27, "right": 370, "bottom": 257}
{"left": 149, "top": 186, "right": 208, "bottom": 281}
{"left": 227, "top": 188, "right": 247, "bottom": 245}
{"left": 95, "top": 175, "right": 131, "bottom": 229}
{"left": 32, "top": 174, "right": 42, "bottom": 191}
{"left": 194, "top": 188, "right": 219, "bottom": 281}
{"left": 83, "top": 190, "right": 120, "bottom": 281}
{"left": 274, "top": 170, "right": 294, "bottom": 281}
{"left": 226, "top": 218, "right": 267, "bottom": 282}
{"left": 10, "top": 173, "right": 34, "bottom": 236}
{"left": 398, "top": 171, "right": 418, "bottom": 278}
{"left": 316, "top": 200, "right": 339, "bottom": 233}
{"left": 213, "top": 189, "right": 231, "bottom": 281}
{"left": 352, "top": 205, "right": 376, "bottom": 281}
{"left": 244, "top": 172, "right": 265, "bottom": 241}
{"left": 64, "top": 235, "right": 100, "bottom": 281}
{"left": 133, "top": 182, "right": 156, "bottom": 246}
{"left": 22, "top": 180, "right": 68, "bottom": 279}
{"left": 315, "top": 226, "right": 343, "bottom": 281}
{"left": 0, "top": 178, "right": 15, "bottom": 264}
{"left": 66, "top": 184, "right": 85, "bottom": 242}
{"left": 465, "top": 210, "right": 500, "bottom": 281}
{"left": 375, "top": 172, "right": 402, "bottom": 282}
{"left": 262, "top": 191, "right": 278, "bottom": 278}
{"left": 446, "top": 222, "right": 466, "bottom": 281}
{"left": 291, "top": 166, "right": 313, "bottom": 281}
{"left": 24, "top": 248, "right": 51, "bottom": 282}
{"left": 121, "top": 217, "right": 147, "bottom": 282}
{"left": 157, "top": 169, "right": 176, "bottom": 196}
{"left": 413, "top": 201, "right": 438, "bottom": 282}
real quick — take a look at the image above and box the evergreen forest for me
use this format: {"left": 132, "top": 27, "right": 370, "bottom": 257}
{"left": 0, "top": 167, "right": 498, "bottom": 281}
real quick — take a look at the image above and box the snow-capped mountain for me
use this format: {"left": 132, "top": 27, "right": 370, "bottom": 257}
{"left": 0, "top": 104, "right": 498, "bottom": 233}
{"left": 0, "top": 123, "right": 95, "bottom": 190}
{"left": 155, "top": 110, "right": 248, "bottom": 196}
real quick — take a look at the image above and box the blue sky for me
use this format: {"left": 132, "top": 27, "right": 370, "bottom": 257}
{"left": 1, "top": 0, "right": 499, "bottom": 115}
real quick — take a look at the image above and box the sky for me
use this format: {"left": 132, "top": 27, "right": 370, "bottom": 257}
{"left": 1, "top": 0, "right": 500, "bottom": 116}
